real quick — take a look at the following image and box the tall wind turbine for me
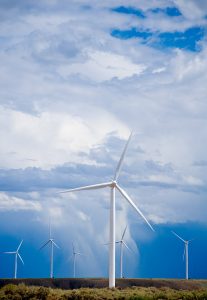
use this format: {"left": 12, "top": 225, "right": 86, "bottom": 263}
{"left": 116, "top": 226, "right": 132, "bottom": 278}
{"left": 4, "top": 240, "right": 24, "bottom": 279}
{"left": 172, "top": 231, "right": 193, "bottom": 280}
{"left": 40, "top": 222, "right": 60, "bottom": 278}
{"left": 60, "top": 132, "right": 154, "bottom": 288}
{"left": 71, "top": 243, "right": 84, "bottom": 278}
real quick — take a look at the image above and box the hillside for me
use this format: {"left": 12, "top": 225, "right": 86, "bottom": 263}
{"left": 1, "top": 280, "right": 207, "bottom": 300}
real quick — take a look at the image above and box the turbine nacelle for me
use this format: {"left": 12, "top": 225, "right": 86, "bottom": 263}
{"left": 110, "top": 180, "right": 117, "bottom": 188}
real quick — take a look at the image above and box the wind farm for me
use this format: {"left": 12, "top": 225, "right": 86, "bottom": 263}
{"left": 0, "top": 133, "right": 205, "bottom": 296}
{"left": 0, "top": 133, "right": 207, "bottom": 300}
{"left": 1, "top": 0, "right": 207, "bottom": 298}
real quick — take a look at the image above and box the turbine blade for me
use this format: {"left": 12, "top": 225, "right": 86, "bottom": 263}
{"left": 104, "top": 241, "right": 120, "bottom": 245}
{"left": 59, "top": 182, "right": 111, "bottom": 194}
{"left": 116, "top": 184, "right": 154, "bottom": 231}
{"left": 17, "top": 240, "right": 23, "bottom": 251}
{"left": 18, "top": 253, "right": 24, "bottom": 265}
{"left": 172, "top": 231, "right": 186, "bottom": 243}
{"left": 39, "top": 240, "right": 50, "bottom": 250}
{"left": 52, "top": 241, "right": 60, "bottom": 249}
{"left": 123, "top": 241, "right": 133, "bottom": 253}
{"left": 3, "top": 251, "right": 15, "bottom": 254}
{"left": 114, "top": 132, "right": 133, "bottom": 181}
{"left": 121, "top": 225, "right": 127, "bottom": 240}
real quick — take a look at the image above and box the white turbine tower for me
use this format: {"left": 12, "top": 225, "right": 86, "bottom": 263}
{"left": 60, "top": 132, "right": 154, "bottom": 288}
{"left": 172, "top": 231, "right": 193, "bottom": 280}
{"left": 40, "top": 222, "right": 60, "bottom": 278}
{"left": 116, "top": 226, "right": 132, "bottom": 278}
{"left": 4, "top": 240, "right": 24, "bottom": 279}
{"left": 71, "top": 243, "right": 84, "bottom": 278}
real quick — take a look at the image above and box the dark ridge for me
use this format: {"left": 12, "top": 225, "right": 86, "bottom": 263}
{"left": 0, "top": 278, "right": 206, "bottom": 290}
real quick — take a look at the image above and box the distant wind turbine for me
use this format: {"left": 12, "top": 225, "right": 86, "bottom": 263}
{"left": 40, "top": 221, "right": 60, "bottom": 278}
{"left": 3, "top": 240, "right": 24, "bottom": 279}
{"left": 71, "top": 243, "right": 84, "bottom": 278}
{"left": 172, "top": 231, "right": 193, "bottom": 280}
{"left": 116, "top": 226, "right": 133, "bottom": 278}
{"left": 60, "top": 132, "right": 154, "bottom": 288}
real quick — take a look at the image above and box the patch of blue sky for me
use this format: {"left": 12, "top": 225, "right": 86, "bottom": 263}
{"left": 111, "top": 26, "right": 205, "bottom": 52}
{"left": 111, "top": 28, "right": 152, "bottom": 40}
{"left": 156, "top": 26, "right": 205, "bottom": 52}
{"left": 151, "top": 6, "right": 182, "bottom": 17}
{"left": 112, "top": 6, "right": 145, "bottom": 18}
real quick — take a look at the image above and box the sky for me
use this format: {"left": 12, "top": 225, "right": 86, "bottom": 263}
{"left": 0, "top": 0, "right": 207, "bottom": 280}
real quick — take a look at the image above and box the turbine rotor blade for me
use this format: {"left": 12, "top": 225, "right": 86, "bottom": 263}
{"left": 116, "top": 184, "right": 154, "bottom": 231}
{"left": 172, "top": 231, "right": 186, "bottom": 243}
{"left": 123, "top": 241, "right": 133, "bottom": 253}
{"left": 52, "top": 241, "right": 60, "bottom": 249}
{"left": 104, "top": 241, "right": 121, "bottom": 245}
{"left": 114, "top": 132, "right": 133, "bottom": 181}
{"left": 59, "top": 182, "right": 111, "bottom": 194}
{"left": 121, "top": 225, "right": 127, "bottom": 240}
{"left": 18, "top": 253, "right": 24, "bottom": 265}
{"left": 39, "top": 240, "right": 50, "bottom": 250}
{"left": 17, "top": 240, "right": 23, "bottom": 251}
{"left": 3, "top": 251, "right": 15, "bottom": 254}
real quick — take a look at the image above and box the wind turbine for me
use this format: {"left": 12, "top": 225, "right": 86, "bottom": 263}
{"left": 60, "top": 132, "right": 154, "bottom": 288}
{"left": 71, "top": 243, "right": 84, "bottom": 278}
{"left": 3, "top": 240, "right": 24, "bottom": 279}
{"left": 40, "top": 221, "right": 60, "bottom": 278}
{"left": 116, "top": 226, "right": 132, "bottom": 278}
{"left": 172, "top": 231, "right": 193, "bottom": 280}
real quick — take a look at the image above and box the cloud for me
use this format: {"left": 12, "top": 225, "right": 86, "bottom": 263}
{"left": 0, "top": 192, "right": 41, "bottom": 211}
{"left": 58, "top": 50, "right": 146, "bottom": 82}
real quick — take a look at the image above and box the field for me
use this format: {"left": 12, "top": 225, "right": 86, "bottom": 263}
{"left": 1, "top": 278, "right": 207, "bottom": 299}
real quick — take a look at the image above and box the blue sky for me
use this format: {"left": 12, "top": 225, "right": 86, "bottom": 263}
{"left": 0, "top": 0, "right": 207, "bottom": 280}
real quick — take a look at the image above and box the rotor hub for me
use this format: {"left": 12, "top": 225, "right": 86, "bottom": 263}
{"left": 111, "top": 181, "right": 117, "bottom": 188}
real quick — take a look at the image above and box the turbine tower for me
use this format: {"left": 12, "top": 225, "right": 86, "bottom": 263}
{"left": 4, "top": 240, "right": 24, "bottom": 279}
{"left": 71, "top": 243, "right": 83, "bottom": 278}
{"left": 60, "top": 132, "right": 154, "bottom": 288}
{"left": 116, "top": 226, "right": 132, "bottom": 278}
{"left": 40, "top": 221, "right": 60, "bottom": 278}
{"left": 172, "top": 231, "right": 193, "bottom": 280}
